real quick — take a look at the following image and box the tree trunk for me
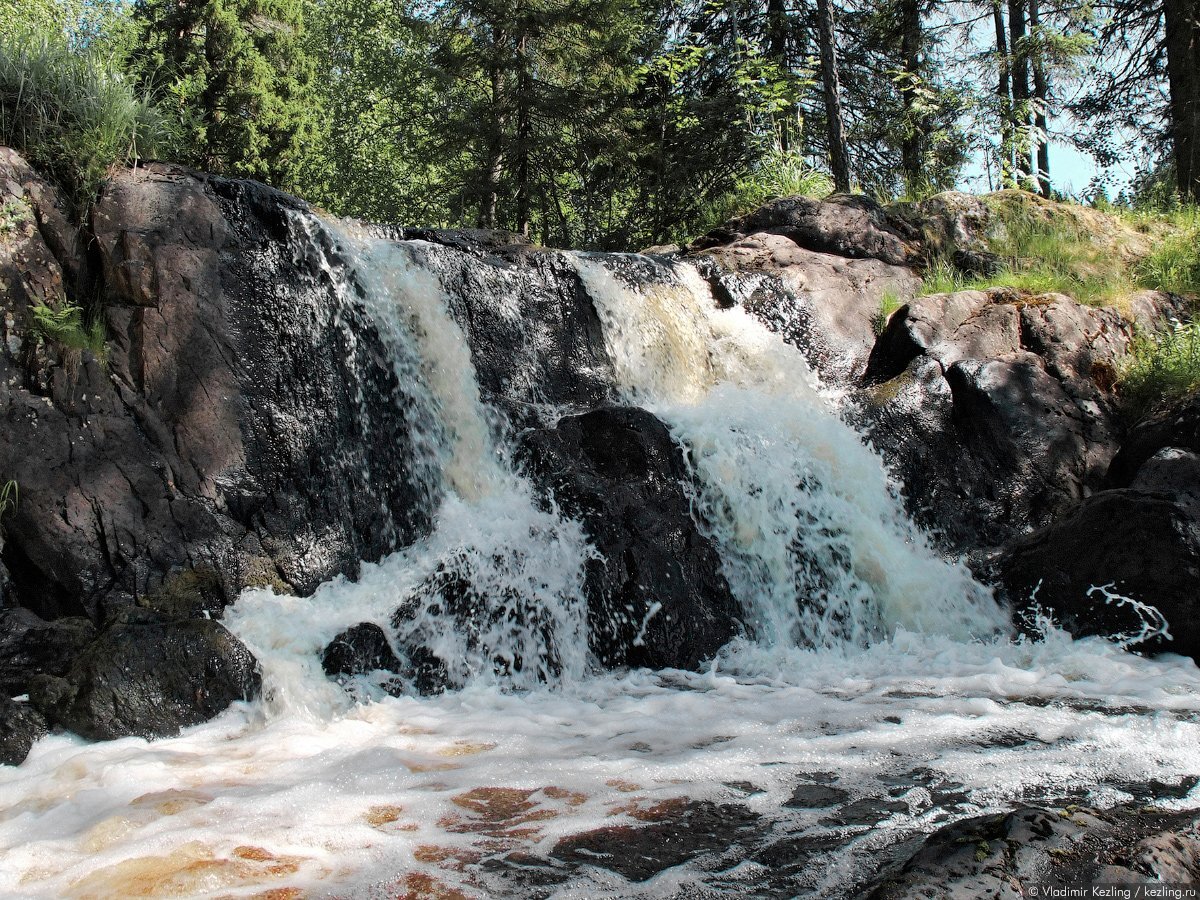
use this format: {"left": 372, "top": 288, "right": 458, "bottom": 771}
{"left": 993, "top": 0, "right": 1014, "bottom": 186}
{"left": 515, "top": 28, "right": 532, "bottom": 238}
{"left": 899, "top": 0, "right": 923, "bottom": 191}
{"left": 1008, "top": 0, "right": 1032, "bottom": 186}
{"left": 1028, "top": 0, "right": 1051, "bottom": 197}
{"left": 480, "top": 48, "right": 506, "bottom": 229}
{"left": 767, "top": 0, "right": 792, "bottom": 153}
{"left": 1164, "top": 0, "right": 1200, "bottom": 201}
{"left": 816, "top": 0, "right": 851, "bottom": 191}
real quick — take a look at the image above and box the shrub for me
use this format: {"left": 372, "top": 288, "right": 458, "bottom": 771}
{"left": 0, "top": 23, "right": 171, "bottom": 209}
{"left": 699, "top": 150, "right": 834, "bottom": 232}
{"left": 1118, "top": 320, "right": 1200, "bottom": 418}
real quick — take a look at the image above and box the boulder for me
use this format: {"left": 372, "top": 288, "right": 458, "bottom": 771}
{"left": 322, "top": 622, "right": 403, "bottom": 679}
{"left": 691, "top": 193, "right": 920, "bottom": 267}
{"left": 1108, "top": 389, "right": 1200, "bottom": 489}
{"left": 865, "top": 805, "right": 1200, "bottom": 898}
{"left": 406, "top": 240, "right": 616, "bottom": 425}
{"left": 0, "top": 696, "right": 48, "bottom": 767}
{"left": 518, "top": 407, "right": 742, "bottom": 670}
{"left": 992, "top": 489, "right": 1200, "bottom": 657}
{"left": 2, "top": 156, "right": 440, "bottom": 625}
{"left": 0, "top": 608, "right": 95, "bottom": 695}
{"left": 29, "top": 615, "right": 260, "bottom": 741}
{"left": 852, "top": 291, "right": 1174, "bottom": 552}
{"left": 700, "top": 232, "right": 921, "bottom": 383}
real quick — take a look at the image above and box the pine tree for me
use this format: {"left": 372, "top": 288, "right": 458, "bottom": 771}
{"left": 128, "top": 0, "right": 318, "bottom": 191}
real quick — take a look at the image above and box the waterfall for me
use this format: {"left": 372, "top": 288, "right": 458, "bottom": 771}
{"left": 228, "top": 224, "right": 594, "bottom": 713}
{"left": 570, "top": 254, "right": 1006, "bottom": 649}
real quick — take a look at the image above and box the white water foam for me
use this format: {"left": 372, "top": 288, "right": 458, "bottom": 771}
{"left": 2, "top": 228, "right": 1198, "bottom": 899}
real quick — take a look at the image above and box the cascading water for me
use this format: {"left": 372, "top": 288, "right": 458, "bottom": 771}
{"left": 2, "top": 215, "right": 1200, "bottom": 900}
{"left": 569, "top": 254, "right": 1005, "bottom": 649}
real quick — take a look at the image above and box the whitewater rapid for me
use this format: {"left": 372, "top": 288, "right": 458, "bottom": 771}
{"left": 2, "top": 224, "right": 1198, "bottom": 899}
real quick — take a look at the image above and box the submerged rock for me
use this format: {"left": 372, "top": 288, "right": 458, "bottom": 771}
{"left": 28, "top": 616, "right": 260, "bottom": 742}
{"left": 865, "top": 804, "right": 1200, "bottom": 897}
{"left": 518, "top": 406, "right": 742, "bottom": 670}
{"left": 550, "top": 800, "right": 763, "bottom": 882}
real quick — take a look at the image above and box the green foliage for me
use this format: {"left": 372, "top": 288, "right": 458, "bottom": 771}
{"left": 698, "top": 150, "right": 834, "bottom": 236}
{"left": 128, "top": 0, "right": 318, "bottom": 191}
{"left": 1119, "top": 321, "right": 1200, "bottom": 418}
{"left": 1134, "top": 209, "right": 1200, "bottom": 297}
{"left": 29, "top": 302, "right": 107, "bottom": 356}
{"left": 872, "top": 289, "right": 905, "bottom": 335}
{"left": 0, "top": 198, "right": 31, "bottom": 237}
{"left": 0, "top": 22, "right": 171, "bottom": 208}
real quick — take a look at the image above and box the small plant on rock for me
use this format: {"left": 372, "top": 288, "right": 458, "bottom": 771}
{"left": 29, "top": 301, "right": 107, "bottom": 357}
{"left": 872, "top": 290, "right": 905, "bottom": 335}
{"left": 1118, "top": 320, "right": 1200, "bottom": 418}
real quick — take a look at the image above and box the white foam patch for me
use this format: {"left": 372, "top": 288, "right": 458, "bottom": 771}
{"left": 2, "top": 634, "right": 1199, "bottom": 898}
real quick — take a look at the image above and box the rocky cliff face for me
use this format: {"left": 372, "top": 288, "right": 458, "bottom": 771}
{"left": 2, "top": 147, "right": 1198, "bottom": 762}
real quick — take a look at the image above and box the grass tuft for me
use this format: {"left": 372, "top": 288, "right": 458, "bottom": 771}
{"left": 921, "top": 195, "right": 1145, "bottom": 305}
{"left": 0, "top": 23, "right": 172, "bottom": 210}
{"left": 871, "top": 290, "right": 905, "bottom": 335}
{"left": 1133, "top": 208, "right": 1200, "bottom": 297}
{"left": 1118, "top": 320, "right": 1200, "bottom": 418}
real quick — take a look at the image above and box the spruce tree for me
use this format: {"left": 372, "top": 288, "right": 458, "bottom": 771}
{"left": 129, "top": 0, "right": 318, "bottom": 191}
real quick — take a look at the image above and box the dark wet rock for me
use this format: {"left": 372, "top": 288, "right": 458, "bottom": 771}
{"left": 852, "top": 290, "right": 1178, "bottom": 552}
{"left": 550, "top": 801, "right": 762, "bottom": 882}
{"left": 517, "top": 406, "right": 742, "bottom": 670}
{"left": 1109, "top": 389, "right": 1200, "bottom": 489}
{"left": 322, "top": 622, "right": 403, "bottom": 678}
{"left": 754, "top": 831, "right": 845, "bottom": 871}
{"left": 692, "top": 194, "right": 920, "bottom": 268}
{"left": 784, "top": 783, "right": 849, "bottom": 808}
{"left": 28, "top": 617, "right": 260, "bottom": 741}
{"left": 387, "top": 556, "right": 559, "bottom": 693}
{"left": 822, "top": 797, "right": 909, "bottom": 827}
{"left": 698, "top": 231, "right": 921, "bottom": 383}
{"left": 1129, "top": 448, "right": 1200, "bottom": 516}
{"left": 0, "top": 696, "right": 48, "bottom": 766}
{"left": 2, "top": 157, "right": 438, "bottom": 630}
{"left": 864, "top": 805, "right": 1200, "bottom": 899}
{"left": 410, "top": 241, "right": 616, "bottom": 425}
{"left": 0, "top": 608, "right": 96, "bottom": 694}
{"left": 992, "top": 489, "right": 1200, "bottom": 659}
